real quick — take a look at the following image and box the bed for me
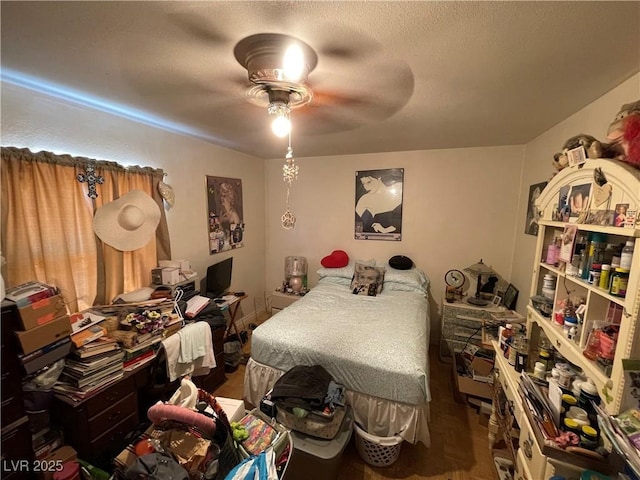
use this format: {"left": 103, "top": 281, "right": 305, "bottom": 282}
{"left": 244, "top": 262, "right": 431, "bottom": 446}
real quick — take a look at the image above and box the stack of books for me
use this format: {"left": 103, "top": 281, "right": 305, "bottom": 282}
{"left": 122, "top": 336, "right": 163, "bottom": 372}
{"left": 55, "top": 348, "right": 124, "bottom": 401}
{"left": 74, "top": 336, "right": 120, "bottom": 359}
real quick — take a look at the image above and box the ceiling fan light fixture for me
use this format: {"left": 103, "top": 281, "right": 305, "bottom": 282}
{"left": 268, "top": 99, "right": 291, "bottom": 137}
{"left": 271, "top": 113, "right": 291, "bottom": 137}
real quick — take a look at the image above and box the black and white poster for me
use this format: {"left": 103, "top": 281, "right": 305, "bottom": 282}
{"left": 355, "top": 168, "right": 403, "bottom": 241}
{"left": 525, "top": 181, "right": 547, "bottom": 236}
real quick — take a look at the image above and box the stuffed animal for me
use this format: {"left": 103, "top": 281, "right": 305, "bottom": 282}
{"left": 607, "top": 99, "right": 640, "bottom": 158}
{"left": 552, "top": 134, "right": 617, "bottom": 174}
{"left": 623, "top": 114, "right": 640, "bottom": 167}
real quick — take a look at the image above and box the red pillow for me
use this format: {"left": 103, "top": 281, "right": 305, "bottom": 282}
{"left": 321, "top": 250, "right": 349, "bottom": 268}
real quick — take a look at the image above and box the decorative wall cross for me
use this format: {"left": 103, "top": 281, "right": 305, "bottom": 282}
{"left": 77, "top": 164, "right": 104, "bottom": 198}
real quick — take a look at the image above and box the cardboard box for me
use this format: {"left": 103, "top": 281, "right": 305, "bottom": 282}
{"left": 15, "top": 315, "right": 72, "bottom": 355}
{"left": 161, "top": 267, "right": 180, "bottom": 285}
{"left": 159, "top": 259, "right": 191, "bottom": 271}
{"left": 216, "top": 397, "right": 246, "bottom": 423}
{"left": 453, "top": 353, "right": 493, "bottom": 400}
{"left": 16, "top": 294, "right": 68, "bottom": 330}
{"left": 19, "top": 337, "right": 72, "bottom": 375}
{"left": 5, "top": 281, "right": 57, "bottom": 307}
{"left": 471, "top": 356, "right": 495, "bottom": 377}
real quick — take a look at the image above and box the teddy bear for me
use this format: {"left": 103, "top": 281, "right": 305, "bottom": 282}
{"left": 552, "top": 134, "right": 617, "bottom": 174}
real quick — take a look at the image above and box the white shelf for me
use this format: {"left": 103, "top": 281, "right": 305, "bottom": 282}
{"left": 528, "top": 306, "right": 610, "bottom": 394}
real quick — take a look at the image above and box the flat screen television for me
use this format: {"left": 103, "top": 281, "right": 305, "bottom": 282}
{"left": 206, "top": 257, "right": 233, "bottom": 298}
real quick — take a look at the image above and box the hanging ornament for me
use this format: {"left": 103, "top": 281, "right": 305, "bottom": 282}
{"left": 282, "top": 147, "right": 298, "bottom": 186}
{"left": 77, "top": 164, "right": 104, "bottom": 199}
{"left": 282, "top": 208, "right": 296, "bottom": 230}
{"left": 281, "top": 184, "right": 296, "bottom": 229}
{"left": 281, "top": 129, "right": 297, "bottom": 229}
{"left": 158, "top": 179, "right": 175, "bottom": 208}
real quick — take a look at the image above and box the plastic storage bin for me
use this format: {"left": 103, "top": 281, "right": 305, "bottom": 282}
{"left": 353, "top": 422, "right": 403, "bottom": 467}
{"left": 286, "top": 406, "right": 354, "bottom": 480}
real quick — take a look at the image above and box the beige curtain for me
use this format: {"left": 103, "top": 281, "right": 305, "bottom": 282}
{"left": 1, "top": 147, "right": 171, "bottom": 312}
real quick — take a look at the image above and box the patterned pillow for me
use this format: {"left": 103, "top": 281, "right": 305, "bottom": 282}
{"left": 350, "top": 262, "right": 386, "bottom": 296}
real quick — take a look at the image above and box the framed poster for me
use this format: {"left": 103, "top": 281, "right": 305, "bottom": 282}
{"left": 206, "top": 176, "right": 244, "bottom": 254}
{"left": 525, "top": 181, "right": 547, "bottom": 236}
{"left": 355, "top": 168, "right": 403, "bottom": 241}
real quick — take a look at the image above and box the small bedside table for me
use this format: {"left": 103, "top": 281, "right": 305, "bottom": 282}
{"left": 440, "top": 297, "right": 503, "bottom": 362}
{"left": 269, "top": 291, "right": 302, "bottom": 314}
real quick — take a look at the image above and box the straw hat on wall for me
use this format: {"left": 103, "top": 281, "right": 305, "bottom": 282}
{"left": 93, "top": 190, "right": 161, "bottom": 251}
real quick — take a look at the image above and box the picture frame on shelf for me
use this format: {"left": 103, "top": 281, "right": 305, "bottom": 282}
{"left": 567, "top": 146, "right": 587, "bottom": 167}
{"left": 558, "top": 224, "right": 578, "bottom": 263}
{"left": 614, "top": 203, "right": 630, "bottom": 227}
{"left": 568, "top": 182, "right": 592, "bottom": 220}
{"left": 502, "top": 284, "right": 518, "bottom": 311}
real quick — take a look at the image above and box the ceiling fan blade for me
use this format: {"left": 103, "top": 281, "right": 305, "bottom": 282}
{"left": 166, "top": 10, "right": 231, "bottom": 46}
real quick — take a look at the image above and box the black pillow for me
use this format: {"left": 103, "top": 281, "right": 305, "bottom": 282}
{"left": 389, "top": 255, "right": 413, "bottom": 270}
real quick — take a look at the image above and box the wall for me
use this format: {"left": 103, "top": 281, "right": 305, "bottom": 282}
{"left": 510, "top": 73, "right": 640, "bottom": 313}
{"left": 1, "top": 83, "right": 266, "bottom": 324}
{"left": 4, "top": 72, "right": 636, "bottom": 343}
{"left": 265, "top": 146, "right": 525, "bottom": 342}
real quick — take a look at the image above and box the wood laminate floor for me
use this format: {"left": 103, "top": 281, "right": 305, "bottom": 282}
{"left": 212, "top": 328, "right": 498, "bottom": 480}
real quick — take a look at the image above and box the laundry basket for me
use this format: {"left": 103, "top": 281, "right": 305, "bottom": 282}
{"left": 353, "top": 423, "right": 403, "bottom": 467}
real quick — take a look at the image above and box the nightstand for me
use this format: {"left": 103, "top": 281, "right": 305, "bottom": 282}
{"left": 269, "top": 291, "right": 302, "bottom": 314}
{"left": 440, "top": 298, "right": 502, "bottom": 362}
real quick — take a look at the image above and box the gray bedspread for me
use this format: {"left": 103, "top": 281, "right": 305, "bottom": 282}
{"left": 251, "top": 282, "right": 431, "bottom": 405}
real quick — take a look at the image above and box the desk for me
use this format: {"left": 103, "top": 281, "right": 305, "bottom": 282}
{"left": 50, "top": 323, "right": 227, "bottom": 470}
{"left": 219, "top": 294, "right": 247, "bottom": 346}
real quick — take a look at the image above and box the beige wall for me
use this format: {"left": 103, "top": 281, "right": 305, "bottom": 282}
{"left": 1, "top": 83, "right": 266, "bottom": 324}
{"left": 3, "top": 72, "right": 637, "bottom": 341}
{"left": 510, "top": 73, "right": 640, "bottom": 315}
{"left": 265, "top": 146, "right": 525, "bottom": 342}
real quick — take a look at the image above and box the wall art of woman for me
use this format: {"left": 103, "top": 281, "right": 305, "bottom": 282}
{"left": 355, "top": 168, "right": 403, "bottom": 240}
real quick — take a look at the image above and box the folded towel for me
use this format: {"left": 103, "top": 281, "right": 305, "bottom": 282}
{"left": 178, "top": 321, "right": 209, "bottom": 363}
{"left": 161, "top": 322, "right": 216, "bottom": 382}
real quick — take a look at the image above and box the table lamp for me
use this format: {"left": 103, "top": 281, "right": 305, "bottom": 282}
{"left": 284, "top": 256, "right": 308, "bottom": 293}
{"left": 464, "top": 259, "right": 494, "bottom": 306}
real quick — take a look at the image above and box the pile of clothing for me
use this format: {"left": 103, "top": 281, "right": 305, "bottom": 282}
{"left": 268, "top": 365, "right": 347, "bottom": 439}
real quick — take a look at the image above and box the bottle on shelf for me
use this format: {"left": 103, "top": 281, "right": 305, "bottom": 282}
{"left": 599, "top": 264, "right": 611, "bottom": 290}
{"left": 621, "top": 240, "right": 634, "bottom": 270}
{"left": 515, "top": 337, "right": 529, "bottom": 373}
{"left": 508, "top": 334, "right": 520, "bottom": 367}
{"left": 585, "top": 233, "right": 607, "bottom": 278}
{"left": 538, "top": 340, "right": 553, "bottom": 372}
{"left": 501, "top": 323, "right": 514, "bottom": 358}
{"left": 610, "top": 268, "right": 630, "bottom": 298}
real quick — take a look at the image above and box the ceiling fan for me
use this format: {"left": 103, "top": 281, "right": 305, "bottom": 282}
{"left": 119, "top": 13, "right": 415, "bottom": 155}
{"left": 233, "top": 33, "right": 318, "bottom": 138}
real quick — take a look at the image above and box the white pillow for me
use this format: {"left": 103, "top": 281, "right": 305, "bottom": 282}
{"left": 380, "top": 265, "right": 429, "bottom": 294}
{"left": 316, "top": 259, "right": 376, "bottom": 280}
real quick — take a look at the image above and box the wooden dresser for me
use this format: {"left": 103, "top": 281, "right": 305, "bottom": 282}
{"left": 193, "top": 325, "right": 226, "bottom": 392}
{"left": 50, "top": 323, "right": 227, "bottom": 469}
{"left": 1, "top": 302, "right": 33, "bottom": 480}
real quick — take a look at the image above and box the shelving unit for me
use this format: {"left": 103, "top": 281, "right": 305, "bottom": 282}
{"left": 491, "top": 158, "right": 639, "bottom": 479}
{"left": 529, "top": 159, "right": 640, "bottom": 415}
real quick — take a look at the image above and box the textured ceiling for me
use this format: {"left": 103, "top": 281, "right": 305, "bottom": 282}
{"left": 1, "top": 1, "right": 639, "bottom": 159}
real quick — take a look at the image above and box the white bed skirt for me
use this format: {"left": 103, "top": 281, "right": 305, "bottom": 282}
{"left": 243, "top": 357, "right": 431, "bottom": 447}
